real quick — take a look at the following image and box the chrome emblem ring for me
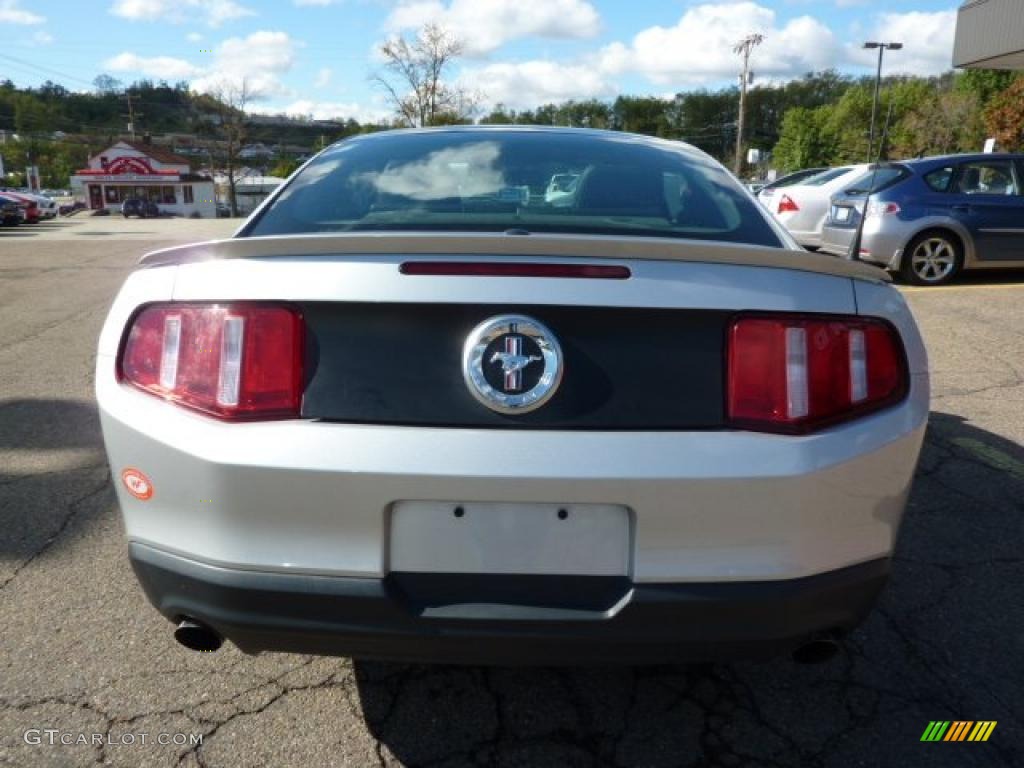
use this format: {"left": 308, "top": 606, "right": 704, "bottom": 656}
{"left": 463, "top": 315, "right": 563, "bottom": 414}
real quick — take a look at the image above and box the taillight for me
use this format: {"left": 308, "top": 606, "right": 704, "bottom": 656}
{"left": 727, "top": 313, "right": 906, "bottom": 434}
{"left": 866, "top": 201, "right": 900, "bottom": 217}
{"left": 119, "top": 303, "right": 304, "bottom": 420}
{"left": 777, "top": 195, "right": 799, "bottom": 214}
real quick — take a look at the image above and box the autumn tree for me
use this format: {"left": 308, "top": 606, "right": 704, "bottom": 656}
{"left": 983, "top": 77, "right": 1024, "bottom": 152}
{"left": 374, "top": 23, "right": 476, "bottom": 127}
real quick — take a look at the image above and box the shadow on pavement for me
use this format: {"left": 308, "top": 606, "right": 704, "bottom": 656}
{"left": 0, "top": 397, "right": 103, "bottom": 452}
{"left": 352, "top": 411, "right": 1023, "bottom": 767}
{"left": 898, "top": 268, "right": 1024, "bottom": 288}
{"left": 0, "top": 398, "right": 111, "bottom": 565}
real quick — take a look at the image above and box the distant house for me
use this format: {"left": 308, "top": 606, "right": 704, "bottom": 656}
{"left": 70, "top": 140, "right": 216, "bottom": 217}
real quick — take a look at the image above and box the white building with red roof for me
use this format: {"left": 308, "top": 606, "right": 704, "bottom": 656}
{"left": 70, "top": 140, "right": 216, "bottom": 218}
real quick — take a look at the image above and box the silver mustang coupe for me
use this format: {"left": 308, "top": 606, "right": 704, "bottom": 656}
{"left": 97, "top": 127, "right": 929, "bottom": 664}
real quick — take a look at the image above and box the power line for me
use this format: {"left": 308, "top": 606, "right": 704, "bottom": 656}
{"left": 0, "top": 53, "right": 96, "bottom": 88}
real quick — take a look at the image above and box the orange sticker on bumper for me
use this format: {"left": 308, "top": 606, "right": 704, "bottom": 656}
{"left": 121, "top": 468, "right": 154, "bottom": 500}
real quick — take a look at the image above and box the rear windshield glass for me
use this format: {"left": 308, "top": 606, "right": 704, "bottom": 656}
{"left": 244, "top": 131, "right": 783, "bottom": 247}
{"left": 763, "top": 169, "right": 825, "bottom": 191}
{"left": 801, "top": 167, "right": 853, "bottom": 186}
{"left": 840, "top": 166, "right": 910, "bottom": 195}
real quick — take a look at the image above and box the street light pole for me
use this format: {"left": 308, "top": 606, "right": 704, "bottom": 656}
{"left": 733, "top": 33, "right": 764, "bottom": 177}
{"left": 863, "top": 41, "right": 902, "bottom": 162}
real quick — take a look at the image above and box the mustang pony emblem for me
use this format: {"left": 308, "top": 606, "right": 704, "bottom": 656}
{"left": 462, "top": 315, "right": 563, "bottom": 413}
{"left": 490, "top": 335, "right": 541, "bottom": 391}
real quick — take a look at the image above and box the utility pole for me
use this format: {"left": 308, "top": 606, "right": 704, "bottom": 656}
{"left": 125, "top": 92, "right": 140, "bottom": 140}
{"left": 863, "top": 42, "right": 902, "bottom": 162}
{"left": 733, "top": 33, "right": 763, "bottom": 177}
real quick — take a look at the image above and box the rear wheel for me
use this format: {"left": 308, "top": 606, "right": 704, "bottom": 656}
{"left": 900, "top": 231, "right": 963, "bottom": 286}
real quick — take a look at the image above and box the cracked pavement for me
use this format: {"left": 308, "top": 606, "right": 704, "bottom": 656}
{"left": 1, "top": 220, "right": 1022, "bottom": 767}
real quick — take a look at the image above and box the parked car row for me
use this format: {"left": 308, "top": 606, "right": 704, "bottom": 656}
{"left": 762, "top": 154, "right": 1024, "bottom": 285}
{"left": 0, "top": 189, "right": 64, "bottom": 226}
{"left": 0, "top": 191, "right": 41, "bottom": 225}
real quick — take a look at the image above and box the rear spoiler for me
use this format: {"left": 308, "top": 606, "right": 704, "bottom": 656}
{"left": 139, "top": 231, "right": 890, "bottom": 283}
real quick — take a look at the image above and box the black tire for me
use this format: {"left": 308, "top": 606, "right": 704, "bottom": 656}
{"left": 899, "top": 230, "right": 963, "bottom": 286}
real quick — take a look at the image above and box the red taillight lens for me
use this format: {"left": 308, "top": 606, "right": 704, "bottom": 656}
{"left": 727, "top": 314, "right": 906, "bottom": 433}
{"left": 119, "top": 303, "right": 304, "bottom": 420}
{"left": 777, "top": 194, "right": 799, "bottom": 214}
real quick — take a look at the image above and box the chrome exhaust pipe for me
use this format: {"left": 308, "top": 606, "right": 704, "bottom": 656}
{"left": 173, "top": 618, "right": 223, "bottom": 653}
{"left": 792, "top": 633, "right": 840, "bottom": 664}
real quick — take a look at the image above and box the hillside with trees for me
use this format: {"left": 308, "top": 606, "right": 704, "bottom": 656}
{"left": 1, "top": 64, "right": 1021, "bottom": 188}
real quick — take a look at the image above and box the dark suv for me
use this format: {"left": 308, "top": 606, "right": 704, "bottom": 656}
{"left": 122, "top": 198, "right": 161, "bottom": 218}
{"left": 820, "top": 153, "right": 1024, "bottom": 285}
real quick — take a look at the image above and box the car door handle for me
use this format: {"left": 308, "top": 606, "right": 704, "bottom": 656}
{"left": 950, "top": 204, "right": 970, "bottom": 212}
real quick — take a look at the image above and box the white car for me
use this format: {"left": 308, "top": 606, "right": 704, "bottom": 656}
{"left": 769, "top": 165, "right": 870, "bottom": 249}
{"left": 19, "top": 192, "right": 58, "bottom": 219}
{"left": 96, "top": 128, "right": 928, "bottom": 664}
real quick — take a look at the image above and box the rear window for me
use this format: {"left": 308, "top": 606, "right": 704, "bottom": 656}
{"left": 244, "top": 130, "right": 783, "bottom": 247}
{"left": 841, "top": 166, "right": 910, "bottom": 195}
{"left": 801, "top": 167, "right": 853, "bottom": 186}
{"left": 763, "top": 169, "right": 825, "bottom": 191}
{"left": 924, "top": 166, "right": 955, "bottom": 193}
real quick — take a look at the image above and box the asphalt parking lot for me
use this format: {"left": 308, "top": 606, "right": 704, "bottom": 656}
{"left": 1, "top": 218, "right": 1021, "bottom": 767}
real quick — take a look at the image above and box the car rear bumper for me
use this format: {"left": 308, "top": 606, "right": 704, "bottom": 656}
{"left": 131, "top": 541, "right": 890, "bottom": 663}
{"left": 98, "top": 357, "right": 928, "bottom": 584}
{"left": 820, "top": 224, "right": 906, "bottom": 270}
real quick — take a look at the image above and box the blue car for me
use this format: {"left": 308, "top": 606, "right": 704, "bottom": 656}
{"left": 820, "top": 153, "right": 1024, "bottom": 285}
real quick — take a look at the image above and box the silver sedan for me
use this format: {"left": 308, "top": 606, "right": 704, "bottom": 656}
{"left": 97, "top": 127, "right": 929, "bottom": 665}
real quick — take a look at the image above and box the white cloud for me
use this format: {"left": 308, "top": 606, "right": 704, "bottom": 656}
{"left": 109, "top": 0, "right": 254, "bottom": 28}
{"left": 192, "top": 30, "right": 299, "bottom": 99}
{"left": 108, "top": 30, "right": 298, "bottom": 100}
{"left": 314, "top": 67, "right": 332, "bottom": 88}
{"left": 386, "top": 0, "right": 601, "bottom": 56}
{"left": 278, "top": 99, "right": 391, "bottom": 124}
{"left": 847, "top": 11, "right": 957, "bottom": 76}
{"left": 105, "top": 52, "right": 204, "bottom": 79}
{"left": 33, "top": 29, "right": 53, "bottom": 44}
{"left": 0, "top": 0, "right": 44, "bottom": 24}
{"left": 598, "top": 2, "right": 836, "bottom": 87}
{"left": 187, "top": 32, "right": 203, "bottom": 42}
{"left": 293, "top": 0, "right": 338, "bottom": 5}
{"left": 460, "top": 60, "right": 617, "bottom": 110}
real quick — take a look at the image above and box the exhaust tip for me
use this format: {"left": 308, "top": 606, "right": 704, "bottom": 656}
{"left": 792, "top": 635, "right": 840, "bottom": 665}
{"left": 174, "top": 619, "right": 223, "bottom": 653}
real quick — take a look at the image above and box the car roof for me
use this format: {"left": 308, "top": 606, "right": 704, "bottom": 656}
{"left": 902, "top": 152, "right": 1024, "bottom": 168}
{"left": 328, "top": 125, "right": 711, "bottom": 161}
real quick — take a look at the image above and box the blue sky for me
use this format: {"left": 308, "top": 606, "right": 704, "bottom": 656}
{"left": 0, "top": 1, "right": 960, "bottom": 122}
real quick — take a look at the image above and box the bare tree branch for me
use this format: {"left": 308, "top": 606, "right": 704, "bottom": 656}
{"left": 373, "top": 23, "right": 474, "bottom": 127}
{"left": 203, "top": 78, "right": 251, "bottom": 216}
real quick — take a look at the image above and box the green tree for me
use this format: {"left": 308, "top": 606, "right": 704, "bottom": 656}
{"left": 269, "top": 157, "right": 300, "bottom": 178}
{"left": 956, "top": 68, "right": 1018, "bottom": 106}
{"left": 891, "top": 90, "right": 984, "bottom": 158}
{"left": 772, "top": 106, "right": 836, "bottom": 171}
{"left": 612, "top": 96, "right": 669, "bottom": 136}
{"left": 479, "top": 104, "right": 517, "bottom": 124}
